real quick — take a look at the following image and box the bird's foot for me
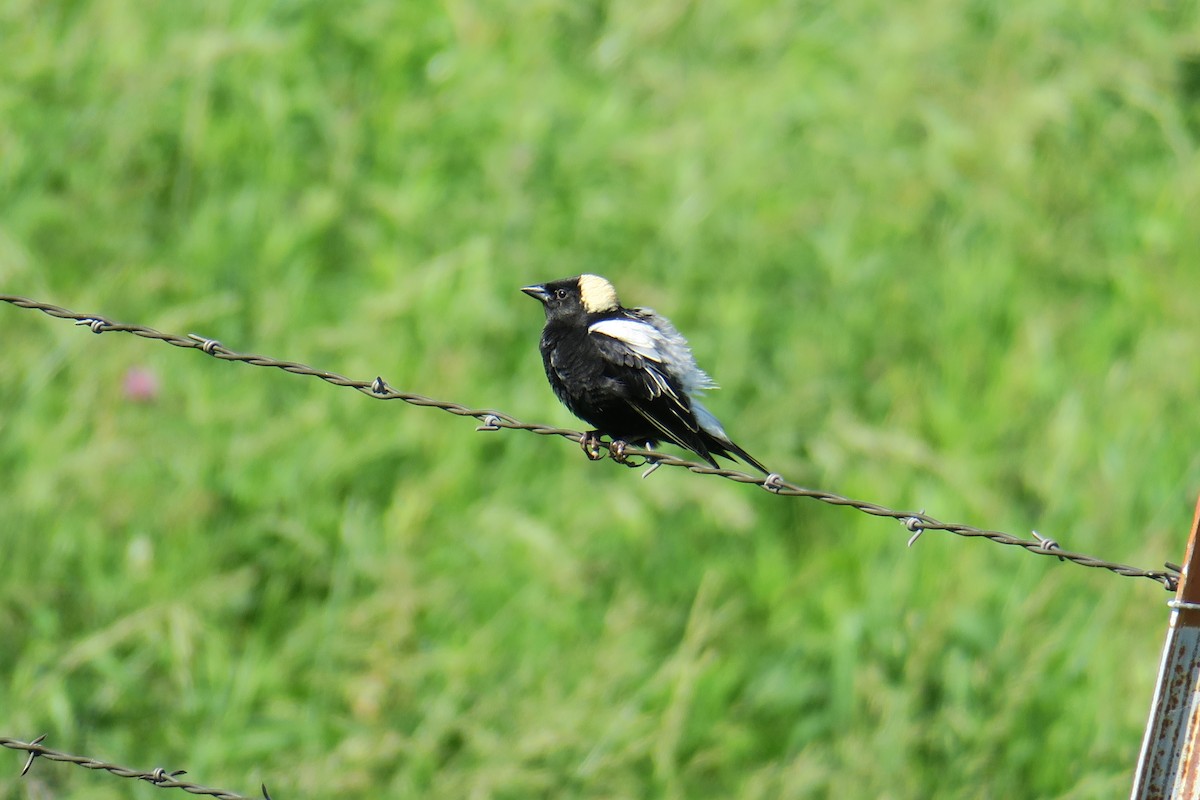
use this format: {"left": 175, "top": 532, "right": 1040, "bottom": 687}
{"left": 608, "top": 439, "right": 635, "bottom": 465}
{"left": 608, "top": 439, "right": 661, "bottom": 476}
{"left": 581, "top": 434, "right": 661, "bottom": 474}
{"left": 580, "top": 430, "right": 605, "bottom": 461}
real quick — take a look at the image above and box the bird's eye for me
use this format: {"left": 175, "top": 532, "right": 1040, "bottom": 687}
{"left": 555, "top": 288, "right": 568, "bottom": 300}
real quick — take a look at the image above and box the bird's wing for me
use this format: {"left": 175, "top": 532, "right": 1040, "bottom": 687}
{"left": 627, "top": 308, "right": 717, "bottom": 393}
{"left": 588, "top": 318, "right": 710, "bottom": 452}
{"left": 588, "top": 318, "right": 667, "bottom": 365}
{"left": 589, "top": 316, "right": 767, "bottom": 473}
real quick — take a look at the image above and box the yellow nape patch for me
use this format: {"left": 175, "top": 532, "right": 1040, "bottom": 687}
{"left": 578, "top": 274, "right": 619, "bottom": 313}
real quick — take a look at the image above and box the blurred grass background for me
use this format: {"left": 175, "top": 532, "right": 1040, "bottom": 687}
{"left": 3, "top": 0, "right": 1200, "bottom": 797}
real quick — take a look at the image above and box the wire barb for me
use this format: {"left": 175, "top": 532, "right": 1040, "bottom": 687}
{"left": 148, "top": 767, "right": 189, "bottom": 783}
{"left": 187, "top": 333, "right": 224, "bottom": 355}
{"left": 902, "top": 513, "right": 927, "bottom": 547}
{"left": 74, "top": 317, "right": 112, "bottom": 334}
{"left": 762, "top": 473, "right": 785, "bottom": 494}
{"left": 19, "top": 734, "right": 46, "bottom": 776}
{"left": 0, "top": 293, "right": 1179, "bottom": 593}
{"left": 1031, "top": 530, "right": 1065, "bottom": 562}
{"left": 475, "top": 414, "right": 502, "bottom": 432}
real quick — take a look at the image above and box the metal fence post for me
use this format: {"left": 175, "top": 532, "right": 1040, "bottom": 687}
{"left": 1132, "top": 496, "right": 1200, "bottom": 799}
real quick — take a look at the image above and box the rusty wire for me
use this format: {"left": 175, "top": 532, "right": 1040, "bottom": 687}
{"left": 0, "top": 293, "right": 1180, "bottom": 592}
{"left": 0, "top": 735, "right": 271, "bottom": 798}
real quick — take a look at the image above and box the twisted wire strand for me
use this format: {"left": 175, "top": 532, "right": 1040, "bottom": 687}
{"left": 0, "top": 294, "right": 1179, "bottom": 591}
{"left": 1, "top": 735, "right": 269, "bottom": 799}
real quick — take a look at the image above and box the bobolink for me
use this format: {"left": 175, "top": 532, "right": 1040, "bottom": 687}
{"left": 522, "top": 274, "right": 767, "bottom": 473}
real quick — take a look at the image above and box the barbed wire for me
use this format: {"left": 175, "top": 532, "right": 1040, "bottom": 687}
{"left": 0, "top": 294, "right": 1180, "bottom": 592}
{"left": 0, "top": 735, "right": 271, "bottom": 798}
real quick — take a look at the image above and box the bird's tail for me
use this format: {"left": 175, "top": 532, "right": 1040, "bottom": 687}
{"left": 719, "top": 439, "right": 769, "bottom": 474}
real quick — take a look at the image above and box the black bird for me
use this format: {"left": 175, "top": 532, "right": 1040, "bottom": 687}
{"left": 522, "top": 274, "right": 768, "bottom": 473}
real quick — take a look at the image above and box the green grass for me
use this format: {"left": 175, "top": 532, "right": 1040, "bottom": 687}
{"left": 3, "top": 0, "right": 1199, "bottom": 797}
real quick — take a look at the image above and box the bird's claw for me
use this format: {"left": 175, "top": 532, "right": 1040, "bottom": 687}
{"left": 580, "top": 433, "right": 649, "bottom": 469}
{"left": 609, "top": 441, "right": 657, "bottom": 472}
{"left": 580, "top": 431, "right": 605, "bottom": 461}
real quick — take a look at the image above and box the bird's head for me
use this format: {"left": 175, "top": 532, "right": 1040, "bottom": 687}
{"left": 521, "top": 274, "right": 619, "bottom": 322}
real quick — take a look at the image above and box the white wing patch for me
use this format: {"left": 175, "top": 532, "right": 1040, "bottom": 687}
{"left": 588, "top": 318, "right": 665, "bottom": 363}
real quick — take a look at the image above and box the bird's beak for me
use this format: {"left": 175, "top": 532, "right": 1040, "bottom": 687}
{"left": 521, "top": 284, "right": 550, "bottom": 303}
